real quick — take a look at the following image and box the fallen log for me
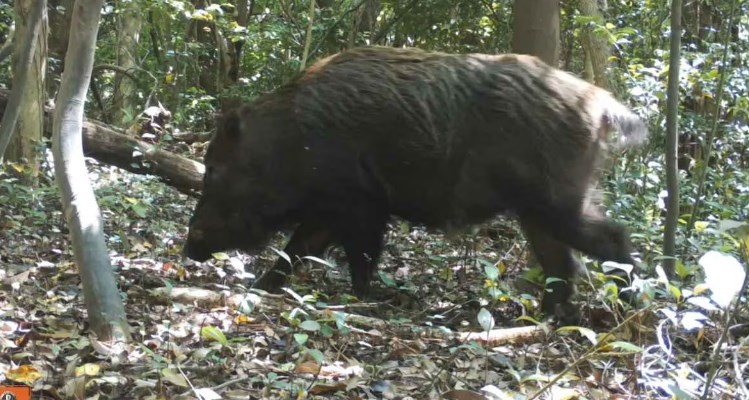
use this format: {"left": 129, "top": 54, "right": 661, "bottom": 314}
{"left": 81, "top": 120, "right": 205, "bottom": 196}
{"left": 0, "top": 90, "right": 205, "bottom": 196}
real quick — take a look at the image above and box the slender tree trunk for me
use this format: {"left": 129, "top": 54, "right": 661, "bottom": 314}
{"left": 52, "top": 0, "right": 131, "bottom": 342}
{"left": 112, "top": 0, "right": 142, "bottom": 126}
{"left": 511, "top": 0, "right": 560, "bottom": 66}
{"left": 0, "top": 0, "right": 45, "bottom": 162}
{"left": 664, "top": 0, "right": 682, "bottom": 277}
{"left": 578, "top": 0, "right": 609, "bottom": 89}
{"left": 300, "top": 0, "right": 316, "bottom": 70}
{"left": 47, "top": 0, "right": 75, "bottom": 97}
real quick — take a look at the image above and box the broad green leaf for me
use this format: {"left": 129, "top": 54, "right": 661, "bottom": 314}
{"left": 299, "top": 320, "right": 321, "bottom": 332}
{"left": 484, "top": 263, "right": 499, "bottom": 281}
{"left": 294, "top": 333, "right": 308, "bottom": 345}
{"left": 200, "top": 326, "right": 228, "bottom": 345}
{"left": 161, "top": 368, "right": 189, "bottom": 387}
{"left": 378, "top": 271, "right": 397, "bottom": 287}
{"left": 306, "top": 348, "right": 325, "bottom": 364}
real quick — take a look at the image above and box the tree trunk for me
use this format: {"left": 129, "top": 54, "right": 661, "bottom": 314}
{"left": 47, "top": 0, "right": 75, "bottom": 97}
{"left": 112, "top": 0, "right": 143, "bottom": 126}
{"left": 52, "top": 0, "right": 131, "bottom": 342}
{"left": 300, "top": 0, "right": 316, "bottom": 70}
{"left": 230, "top": 0, "right": 252, "bottom": 83}
{"left": 348, "top": 0, "right": 379, "bottom": 48}
{"left": 189, "top": 0, "right": 220, "bottom": 94}
{"left": 0, "top": 0, "right": 45, "bottom": 163}
{"left": 511, "top": 0, "right": 560, "bottom": 66}
{"left": 578, "top": 0, "right": 609, "bottom": 89}
{"left": 5, "top": 0, "right": 48, "bottom": 179}
{"left": 663, "top": 0, "right": 682, "bottom": 277}
{"left": 0, "top": 90, "right": 206, "bottom": 196}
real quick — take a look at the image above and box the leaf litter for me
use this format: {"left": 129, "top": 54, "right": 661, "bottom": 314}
{"left": 0, "top": 161, "right": 746, "bottom": 399}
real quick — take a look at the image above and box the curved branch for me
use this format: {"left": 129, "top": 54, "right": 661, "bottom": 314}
{"left": 0, "top": 21, "right": 15, "bottom": 65}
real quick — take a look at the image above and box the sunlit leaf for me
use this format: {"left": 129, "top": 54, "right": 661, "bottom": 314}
{"left": 302, "top": 256, "right": 335, "bottom": 267}
{"left": 194, "top": 388, "right": 222, "bottom": 400}
{"left": 557, "top": 326, "right": 597, "bottom": 345}
{"left": 75, "top": 363, "right": 101, "bottom": 377}
{"left": 698, "top": 251, "right": 745, "bottom": 308}
{"left": 6, "top": 364, "right": 43, "bottom": 384}
{"left": 477, "top": 308, "right": 494, "bottom": 332}
{"left": 693, "top": 220, "right": 709, "bottom": 232}
{"left": 609, "top": 341, "right": 644, "bottom": 353}
{"left": 680, "top": 311, "right": 708, "bottom": 331}
{"left": 200, "top": 326, "right": 229, "bottom": 345}
{"left": 162, "top": 368, "right": 189, "bottom": 387}
{"left": 234, "top": 314, "right": 253, "bottom": 325}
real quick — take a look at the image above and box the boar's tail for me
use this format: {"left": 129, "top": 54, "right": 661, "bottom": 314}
{"left": 596, "top": 92, "right": 649, "bottom": 149}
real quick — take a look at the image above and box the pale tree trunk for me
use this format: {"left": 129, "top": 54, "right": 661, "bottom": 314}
{"left": 663, "top": 0, "right": 682, "bottom": 277}
{"left": 0, "top": 0, "right": 45, "bottom": 163}
{"left": 112, "top": 0, "right": 142, "bottom": 127}
{"left": 511, "top": 0, "right": 560, "bottom": 66}
{"left": 52, "top": 0, "right": 131, "bottom": 342}
{"left": 578, "top": 0, "right": 609, "bottom": 89}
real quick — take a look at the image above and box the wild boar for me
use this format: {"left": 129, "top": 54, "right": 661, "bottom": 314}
{"left": 183, "top": 46, "right": 647, "bottom": 322}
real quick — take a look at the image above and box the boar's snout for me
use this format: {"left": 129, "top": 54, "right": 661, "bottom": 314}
{"left": 183, "top": 228, "right": 213, "bottom": 262}
{"left": 188, "top": 227, "right": 205, "bottom": 242}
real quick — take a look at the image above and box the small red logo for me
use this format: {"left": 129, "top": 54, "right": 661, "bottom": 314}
{"left": 0, "top": 385, "right": 31, "bottom": 400}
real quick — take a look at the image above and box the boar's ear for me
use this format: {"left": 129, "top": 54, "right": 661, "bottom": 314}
{"left": 215, "top": 109, "right": 243, "bottom": 140}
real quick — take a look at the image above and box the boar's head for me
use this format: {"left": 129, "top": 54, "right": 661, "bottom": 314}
{"left": 183, "top": 107, "right": 291, "bottom": 262}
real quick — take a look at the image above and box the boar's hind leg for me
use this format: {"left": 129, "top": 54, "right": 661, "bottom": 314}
{"left": 520, "top": 219, "right": 582, "bottom": 325}
{"left": 252, "top": 220, "right": 335, "bottom": 293}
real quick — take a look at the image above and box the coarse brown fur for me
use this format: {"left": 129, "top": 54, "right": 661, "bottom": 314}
{"left": 183, "top": 46, "right": 648, "bottom": 324}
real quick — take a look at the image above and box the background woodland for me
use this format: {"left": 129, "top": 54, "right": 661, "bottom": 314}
{"left": 0, "top": 0, "right": 748, "bottom": 399}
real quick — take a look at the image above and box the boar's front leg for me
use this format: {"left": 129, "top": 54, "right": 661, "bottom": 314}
{"left": 329, "top": 201, "right": 389, "bottom": 298}
{"left": 252, "top": 220, "right": 335, "bottom": 293}
{"left": 519, "top": 197, "right": 636, "bottom": 322}
{"left": 519, "top": 219, "right": 583, "bottom": 325}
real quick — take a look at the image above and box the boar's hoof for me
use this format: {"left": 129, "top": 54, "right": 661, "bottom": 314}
{"left": 550, "top": 301, "right": 582, "bottom": 326}
{"left": 252, "top": 269, "right": 288, "bottom": 293}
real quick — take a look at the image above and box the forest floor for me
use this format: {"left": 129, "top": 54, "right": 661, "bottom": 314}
{"left": 0, "top": 158, "right": 745, "bottom": 400}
